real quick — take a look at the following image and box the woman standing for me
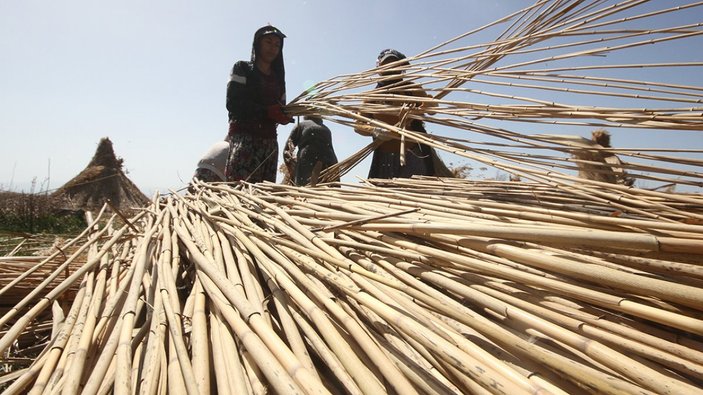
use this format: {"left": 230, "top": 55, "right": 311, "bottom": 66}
{"left": 356, "top": 49, "right": 449, "bottom": 179}
{"left": 225, "top": 25, "right": 293, "bottom": 182}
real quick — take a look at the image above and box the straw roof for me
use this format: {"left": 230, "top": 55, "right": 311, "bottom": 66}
{"left": 52, "top": 137, "right": 149, "bottom": 211}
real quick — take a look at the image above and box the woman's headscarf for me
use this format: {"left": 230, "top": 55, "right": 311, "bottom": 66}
{"left": 376, "top": 48, "right": 407, "bottom": 67}
{"left": 251, "top": 25, "right": 287, "bottom": 97}
{"left": 376, "top": 48, "right": 408, "bottom": 88}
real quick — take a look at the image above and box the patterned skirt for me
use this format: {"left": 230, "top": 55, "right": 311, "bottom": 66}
{"left": 225, "top": 134, "right": 279, "bottom": 183}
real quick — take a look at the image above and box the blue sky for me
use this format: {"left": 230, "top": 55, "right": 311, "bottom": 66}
{"left": 1, "top": 1, "right": 701, "bottom": 195}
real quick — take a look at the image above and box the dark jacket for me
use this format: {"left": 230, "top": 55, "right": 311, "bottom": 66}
{"left": 226, "top": 62, "right": 286, "bottom": 123}
{"left": 284, "top": 119, "right": 338, "bottom": 185}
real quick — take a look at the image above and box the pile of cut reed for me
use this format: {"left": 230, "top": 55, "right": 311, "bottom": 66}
{"left": 1, "top": 179, "right": 701, "bottom": 394}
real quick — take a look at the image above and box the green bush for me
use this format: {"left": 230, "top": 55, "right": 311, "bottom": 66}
{"left": 0, "top": 192, "right": 87, "bottom": 233}
{"left": 0, "top": 213, "right": 86, "bottom": 233}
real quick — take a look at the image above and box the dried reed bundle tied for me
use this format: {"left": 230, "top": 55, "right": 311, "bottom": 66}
{"left": 1, "top": 178, "right": 702, "bottom": 394}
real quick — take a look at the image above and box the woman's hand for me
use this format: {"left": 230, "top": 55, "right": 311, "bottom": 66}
{"left": 267, "top": 104, "right": 294, "bottom": 125}
{"left": 371, "top": 128, "right": 394, "bottom": 142}
{"left": 354, "top": 122, "right": 374, "bottom": 136}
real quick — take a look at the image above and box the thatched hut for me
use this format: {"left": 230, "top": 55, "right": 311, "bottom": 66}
{"left": 52, "top": 137, "right": 149, "bottom": 211}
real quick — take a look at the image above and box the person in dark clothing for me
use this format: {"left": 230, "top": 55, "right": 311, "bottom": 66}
{"left": 283, "top": 115, "right": 339, "bottom": 186}
{"left": 355, "top": 49, "right": 450, "bottom": 179}
{"left": 224, "top": 25, "right": 293, "bottom": 183}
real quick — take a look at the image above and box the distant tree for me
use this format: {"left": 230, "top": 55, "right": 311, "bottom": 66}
{"left": 448, "top": 162, "right": 473, "bottom": 179}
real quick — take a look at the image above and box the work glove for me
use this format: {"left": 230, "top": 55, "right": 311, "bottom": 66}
{"left": 267, "top": 104, "right": 294, "bottom": 125}
{"left": 372, "top": 128, "right": 394, "bottom": 142}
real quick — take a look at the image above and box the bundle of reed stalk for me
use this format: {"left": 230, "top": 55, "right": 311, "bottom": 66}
{"left": 1, "top": 179, "right": 701, "bottom": 394}
{"left": 286, "top": 0, "right": 703, "bottom": 196}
